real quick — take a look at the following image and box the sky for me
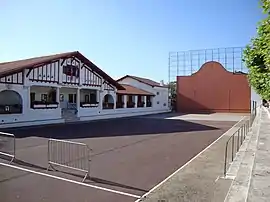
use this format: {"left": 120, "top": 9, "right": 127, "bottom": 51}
{"left": 0, "top": 0, "right": 264, "bottom": 83}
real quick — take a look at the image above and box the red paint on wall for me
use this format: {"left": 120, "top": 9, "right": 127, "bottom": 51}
{"left": 177, "top": 61, "right": 251, "bottom": 113}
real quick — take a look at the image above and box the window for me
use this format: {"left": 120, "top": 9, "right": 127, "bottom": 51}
{"left": 60, "top": 94, "right": 64, "bottom": 102}
{"left": 85, "top": 95, "right": 90, "bottom": 103}
{"left": 41, "top": 94, "right": 47, "bottom": 101}
{"left": 163, "top": 103, "right": 167, "bottom": 106}
{"left": 157, "top": 92, "right": 159, "bottom": 95}
{"left": 157, "top": 101, "right": 159, "bottom": 104}
{"left": 63, "top": 65, "right": 79, "bottom": 77}
{"left": 30, "top": 92, "right": 35, "bottom": 103}
{"left": 68, "top": 94, "right": 77, "bottom": 103}
{"left": 90, "top": 93, "right": 96, "bottom": 103}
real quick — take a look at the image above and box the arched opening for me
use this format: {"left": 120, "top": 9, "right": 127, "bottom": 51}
{"left": 0, "top": 90, "right": 23, "bottom": 114}
{"left": 102, "top": 94, "right": 114, "bottom": 109}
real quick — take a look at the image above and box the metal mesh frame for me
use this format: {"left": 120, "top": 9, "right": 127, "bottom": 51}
{"left": 168, "top": 47, "right": 247, "bottom": 83}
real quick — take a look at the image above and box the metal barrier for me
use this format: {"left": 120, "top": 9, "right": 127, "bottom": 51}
{"left": 223, "top": 107, "right": 257, "bottom": 177}
{"left": 0, "top": 132, "right": 15, "bottom": 163}
{"left": 47, "top": 139, "right": 92, "bottom": 182}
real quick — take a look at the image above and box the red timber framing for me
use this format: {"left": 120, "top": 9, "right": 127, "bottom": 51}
{"left": 0, "top": 51, "right": 125, "bottom": 90}
{"left": 61, "top": 57, "right": 80, "bottom": 85}
{"left": 81, "top": 64, "right": 102, "bottom": 86}
{"left": 0, "top": 72, "right": 24, "bottom": 84}
{"left": 27, "top": 60, "right": 60, "bottom": 83}
{"left": 103, "top": 81, "right": 114, "bottom": 91}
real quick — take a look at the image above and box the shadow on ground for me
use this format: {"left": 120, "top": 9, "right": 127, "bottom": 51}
{"left": 2, "top": 117, "right": 219, "bottom": 139}
{"left": 137, "top": 112, "right": 214, "bottom": 119}
{"left": 0, "top": 154, "right": 147, "bottom": 193}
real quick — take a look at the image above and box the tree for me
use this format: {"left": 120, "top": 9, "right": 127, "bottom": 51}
{"left": 167, "top": 81, "right": 177, "bottom": 111}
{"left": 167, "top": 81, "right": 177, "bottom": 100}
{"left": 243, "top": 0, "right": 270, "bottom": 100}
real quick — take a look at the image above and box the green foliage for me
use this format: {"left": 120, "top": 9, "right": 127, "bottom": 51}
{"left": 168, "top": 81, "right": 177, "bottom": 99}
{"left": 261, "top": 0, "right": 270, "bottom": 13}
{"left": 243, "top": 0, "right": 270, "bottom": 99}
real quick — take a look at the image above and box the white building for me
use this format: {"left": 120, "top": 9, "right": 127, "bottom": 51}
{"left": 0, "top": 51, "right": 169, "bottom": 128}
{"left": 117, "top": 75, "right": 169, "bottom": 111}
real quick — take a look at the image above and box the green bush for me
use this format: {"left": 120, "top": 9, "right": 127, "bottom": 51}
{"left": 243, "top": 0, "right": 270, "bottom": 99}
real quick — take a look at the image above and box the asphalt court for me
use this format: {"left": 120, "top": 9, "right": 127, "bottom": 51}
{"left": 0, "top": 113, "right": 242, "bottom": 202}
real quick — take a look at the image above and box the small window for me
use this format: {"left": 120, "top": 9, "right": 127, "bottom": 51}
{"left": 68, "top": 94, "right": 73, "bottom": 103}
{"left": 63, "top": 65, "right": 79, "bottom": 77}
{"left": 157, "top": 92, "right": 159, "bottom": 95}
{"left": 85, "top": 94, "right": 90, "bottom": 103}
{"left": 5, "top": 106, "right": 10, "bottom": 112}
{"left": 163, "top": 103, "right": 166, "bottom": 106}
{"left": 30, "top": 92, "right": 35, "bottom": 103}
{"left": 90, "top": 93, "right": 97, "bottom": 103}
{"left": 60, "top": 94, "right": 64, "bottom": 102}
{"left": 157, "top": 101, "right": 159, "bottom": 104}
{"left": 68, "top": 94, "right": 76, "bottom": 103}
{"left": 41, "top": 94, "right": 47, "bottom": 101}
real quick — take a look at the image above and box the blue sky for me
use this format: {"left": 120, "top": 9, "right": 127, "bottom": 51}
{"left": 0, "top": 0, "right": 263, "bottom": 82}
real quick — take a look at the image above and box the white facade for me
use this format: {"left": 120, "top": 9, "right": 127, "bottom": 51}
{"left": 251, "top": 87, "right": 261, "bottom": 106}
{"left": 0, "top": 55, "right": 169, "bottom": 128}
{"left": 117, "top": 77, "right": 170, "bottom": 111}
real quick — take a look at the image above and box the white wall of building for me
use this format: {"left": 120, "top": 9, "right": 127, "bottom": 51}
{"left": 251, "top": 87, "right": 262, "bottom": 106}
{"left": 0, "top": 57, "right": 170, "bottom": 129}
{"left": 117, "top": 77, "right": 169, "bottom": 110}
{"left": 80, "top": 107, "right": 168, "bottom": 121}
{"left": 0, "top": 83, "right": 63, "bottom": 128}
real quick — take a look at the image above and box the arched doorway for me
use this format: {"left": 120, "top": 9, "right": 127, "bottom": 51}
{"left": 103, "top": 94, "right": 114, "bottom": 109}
{"left": 0, "top": 90, "right": 23, "bottom": 114}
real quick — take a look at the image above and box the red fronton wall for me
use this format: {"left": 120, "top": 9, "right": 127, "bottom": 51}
{"left": 177, "top": 61, "right": 251, "bottom": 113}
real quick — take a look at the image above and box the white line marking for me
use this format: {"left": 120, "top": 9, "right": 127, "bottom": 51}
{"left": 0, "top": 162, "right": 141, "bottom": 199}
{"left": 135, "top": 116, "right": 246, "bottom": 202}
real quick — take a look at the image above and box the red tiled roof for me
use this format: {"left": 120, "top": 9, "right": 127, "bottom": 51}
{"left": 117, "top": 84, "right": 154, "bottom": 95}
{"left": 117, "top": 75, "right": 167, "bottom": 88}
{"left": 0, "top": 51, "right": 124, "bottom": 90}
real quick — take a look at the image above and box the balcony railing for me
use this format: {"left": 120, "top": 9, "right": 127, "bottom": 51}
{"left": 31, "top": 101, "right": 59, "bottom": 109}
{"left": 80, "top": 101, "right": 99, "bottom": 108}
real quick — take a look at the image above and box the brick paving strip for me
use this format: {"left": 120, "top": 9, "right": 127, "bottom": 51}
{"left": 137, "top": 118, "right": 246, "bottom": 202}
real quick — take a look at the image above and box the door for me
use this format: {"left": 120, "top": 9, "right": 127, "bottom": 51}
{"left": 67, "top": 94, "right": 77, "bottom": 108}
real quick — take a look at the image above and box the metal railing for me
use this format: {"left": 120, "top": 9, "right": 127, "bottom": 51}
{"left": 47, "top": 139, "right": 92, "bottom": 182}
{"left": 223, "top": 107, "right": 257, "bottom": 177}
{"left": 67, "top": 103, "right": 78, "bottom": 114}
{"left": 0, "top": 132, "right": 15, "bottom": 163}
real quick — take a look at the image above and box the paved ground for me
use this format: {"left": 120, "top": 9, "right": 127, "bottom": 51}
{"left": 248, "top": 108, "right": 270, "bottom": 201}
{"left": 140, "top": 112, "right": 248, "bottom": 122}
{"left": 221, "top": 107, "right": 270, "bottom": 202}
{"left": 138, "top": 116, "right": 247, "bottom": 202}
{"left": 0, "top": 113, "right": 240, "bottom": 202}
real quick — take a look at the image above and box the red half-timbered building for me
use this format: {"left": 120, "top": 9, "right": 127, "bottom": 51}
{"left": 0, "top": 51, "right": 169, "bottom": 128}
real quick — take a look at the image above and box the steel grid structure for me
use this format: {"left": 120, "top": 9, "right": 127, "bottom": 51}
{"left": 168, "top": 47, "right": 248, "bottom": 84}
